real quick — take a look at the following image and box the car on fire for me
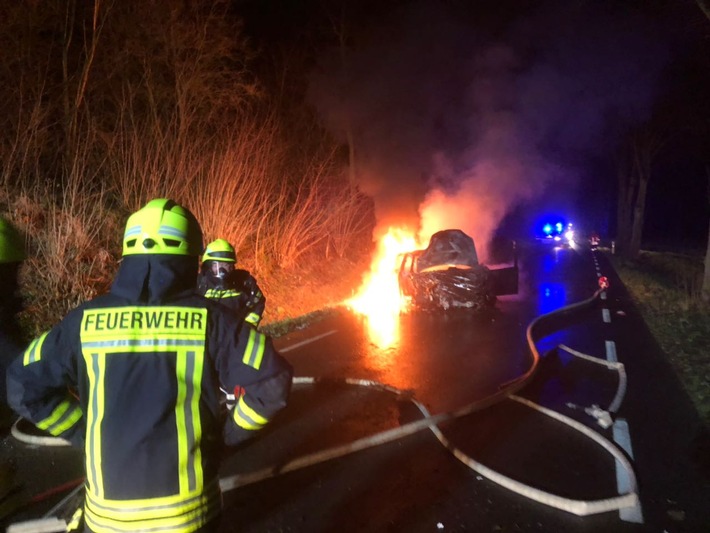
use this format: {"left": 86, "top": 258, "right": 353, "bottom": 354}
{"left": 397, "top": 229, "right": 518, "bottom": 312}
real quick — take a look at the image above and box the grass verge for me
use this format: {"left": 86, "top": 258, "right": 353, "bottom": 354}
{"left": 609, "top": 249, "right": 709, "bottom": 427}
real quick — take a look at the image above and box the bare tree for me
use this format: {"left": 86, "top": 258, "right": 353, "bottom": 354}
{"left": 628, "top": 128, "right": 665, "bottom": 258}
{"left": 615, "top": 125, "right": 665, "bottom": 259}
{"left": 61, "top": 0, "right": 111, "bottom": 173}
{"left": 703, "top": 167, "right": 710, "bottom": 301}
{"left": 326, "top": 1, "right": 358, "bottom": 188}
{"left": 696, "top": 0, "right": 710, "bottom": 21}
{"left": 615, "top": 148, "right": 634, "bottom": 257}
{"left": 694, "top": 0, "right": 710, "bottom": 300}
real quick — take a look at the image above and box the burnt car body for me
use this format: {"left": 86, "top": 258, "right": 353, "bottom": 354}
{"left": 397, "top": 229, "right": 518, "bottom": 311}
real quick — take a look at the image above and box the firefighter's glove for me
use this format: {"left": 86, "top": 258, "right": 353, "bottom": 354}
{"left": 223, "top": 417, "right": 257, "bottom": 447}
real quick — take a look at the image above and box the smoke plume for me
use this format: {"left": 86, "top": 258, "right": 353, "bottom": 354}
{"left": 309, "top": 0, "right": 669, "bottom": 259}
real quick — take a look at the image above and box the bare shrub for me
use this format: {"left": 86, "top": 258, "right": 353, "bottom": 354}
{"left": 180, "top": 116, "right": 285, "bottom": 250}
{"left": 0, "top": 0, "right": 375, "bottom": 338}
{"left": 264, "top": 167, "right": 370, "bottom": 269}
{"left": 105, "top": 116, "right": 202, "bottom": 209}
{"left": 324, "top": 184, "right": 375, "bottom": 260}
{"left": 16, "top": 180, "right": 118, "bottom": 334}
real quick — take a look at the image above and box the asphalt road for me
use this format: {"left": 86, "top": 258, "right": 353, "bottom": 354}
{"left": 2, "top": 240, "right": 709, "bottom": 532}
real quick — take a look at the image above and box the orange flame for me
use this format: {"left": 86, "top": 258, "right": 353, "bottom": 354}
{"left": 347, "top": 227, "right": 421, "bottom": 348}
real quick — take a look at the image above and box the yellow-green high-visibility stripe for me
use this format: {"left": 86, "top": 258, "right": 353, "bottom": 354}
{"left": 204, "top": 289, "right": 241, "bottom": 299}
{"left": 23, "top": 331, "right": 49, "bottom": 365}
{"left": 80, "top": 306, "right": 208, "bottom": 503}
{"left": 232, "top": 395, "right": 268, "bottom": 430}
{"left": 245, "top": 312, "right": 261, "bottom": 326}
{"left": 242, "top": 328, "right": 266, "bottom": 369}
{"left": 66, "top": 507, "right": 84, "bottom": 532}
{"left": 175, "top": 349, "right": 205, "bottom": 495}
{"left": 85, "top": 351, "right": 107, "bottom": 499}
{"left": 36, "top": 397, "right": 82, "bottom": 436}
{"left": 84, "top": 479, "right": 221, "bottom": 533}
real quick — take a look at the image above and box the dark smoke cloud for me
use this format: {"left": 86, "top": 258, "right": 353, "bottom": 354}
{"left": 308, "top": 0, "right": 670, "bottom": 256}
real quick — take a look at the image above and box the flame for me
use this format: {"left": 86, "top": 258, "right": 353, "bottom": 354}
{"left": 347, "top": 227, "right": 421, "bottom": 348}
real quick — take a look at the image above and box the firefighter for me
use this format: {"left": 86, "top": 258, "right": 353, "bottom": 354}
{"left": 197, "top": 238, "right": 266, "bottom": 328}
{"left": 0, "top": 216, "right": 26, "bottom": 431}
{"left": 6, "top": 199, "right": 293, "bottom": 532}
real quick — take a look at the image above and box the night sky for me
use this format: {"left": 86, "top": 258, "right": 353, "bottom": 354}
{"left": 235, "top": 0, "right": 710, "bottom": 249}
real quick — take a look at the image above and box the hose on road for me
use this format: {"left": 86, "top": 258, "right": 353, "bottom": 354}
{"left": 220, "top": 284, "right": 640, "bottom": 517}
{"left": 11, "top": 283, "right": 638, "bottom": 524}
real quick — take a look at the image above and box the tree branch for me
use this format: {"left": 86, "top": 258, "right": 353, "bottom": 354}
{"left": 695, "top": 0, "right": 710, "bottom": 22}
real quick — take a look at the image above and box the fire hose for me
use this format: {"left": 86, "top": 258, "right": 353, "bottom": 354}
{"left": 219, "top": 281, "right": 638, "bottom": 516}
{"left": 8, "top": 279, "right": 638, "bottom": 531}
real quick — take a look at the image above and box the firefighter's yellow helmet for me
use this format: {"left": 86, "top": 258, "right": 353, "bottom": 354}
{"left": 122, "top": 199, "right": 202, "bottom": 256}
{"left": 0, "top": 216, "right": 26, "bottom": 263}
{"left": 202, "top": 238, "right": 236, "bottom": 263}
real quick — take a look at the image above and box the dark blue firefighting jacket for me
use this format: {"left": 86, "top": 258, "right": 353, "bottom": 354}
{"left": 6, "top": 254, "right": 292, "bottom": 533}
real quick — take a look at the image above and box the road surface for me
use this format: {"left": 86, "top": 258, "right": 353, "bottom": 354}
{"left": 2, "top": 240, "right": 708, "bottom": 532}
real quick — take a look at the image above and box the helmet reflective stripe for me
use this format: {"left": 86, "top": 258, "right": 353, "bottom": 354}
{"left": 122, "top": 198, "right": 202, "bottom": 256}
{"left": 206, "top": 251, "right": 234, "bottom": 260}
{"left": 159, "top": 226, "right": 188, "bottom": 238}
{"left": 125, "top": 224, "right": 188, "bottom": 240}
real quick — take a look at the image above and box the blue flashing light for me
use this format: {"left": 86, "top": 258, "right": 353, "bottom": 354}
{"left": 543, "top": 223, "right": 553, "bottom": 235}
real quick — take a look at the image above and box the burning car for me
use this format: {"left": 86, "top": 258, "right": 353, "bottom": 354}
{"left": 397, "top": 229, "right": 518, "bottom": 311}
